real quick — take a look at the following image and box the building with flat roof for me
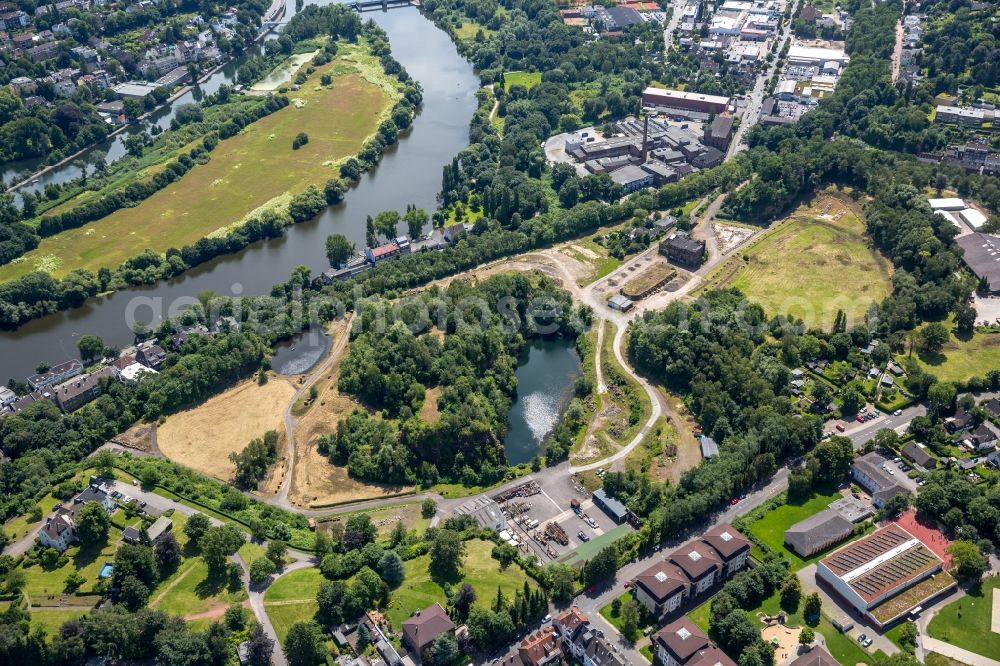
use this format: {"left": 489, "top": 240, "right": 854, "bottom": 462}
{"left": 642, "top": 87, "right": 730, "bottom": 114}
{"left": 592, "top": 488, "right": 628, "bottom": 524}
{"left": 935, "top": 105, "right": 991, "bottom": 127}
{"left": 959, "top": 208, "right": 988, "bottom": 230}
{"left": 787, "top": 44, "right": 849, "bottom": 66}
{"left": 817, "top": 524, "right": 956, "bottom": 627}
{"left": 956, "top": 233, "right": 1000, "bottom": 294}
{"left": 113, "top": 81, "right": 160, "bottom": 99}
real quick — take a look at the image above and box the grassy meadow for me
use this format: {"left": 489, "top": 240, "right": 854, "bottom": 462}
{"left": 0, "top": 41, "right": 398, "bottom": 283}
{"left": 701, "top": 194, "right": 893, "bottom": 330}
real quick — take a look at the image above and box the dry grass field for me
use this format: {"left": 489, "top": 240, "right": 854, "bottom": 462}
{"left": 156, "top": 375, "right": 297, "bottom": 482}
{"left": 278, "top": 318, "right": 412, "bottom": 507}
{"left": 0, "top": 42, "right": 398, "bottom": 282}
{"left": 701, "top": 193, "right": 892, "bottom": 330}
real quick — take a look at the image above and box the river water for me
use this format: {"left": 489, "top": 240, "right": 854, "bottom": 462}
{"left": 0, "top": 4, "right": 480, "bottom": 382}
{"left": 504, "top": 338, "right": 583, "bottom": 465}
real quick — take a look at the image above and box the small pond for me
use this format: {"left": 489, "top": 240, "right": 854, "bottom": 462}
{"left": 504, "top": 337, "right": 583, "bottom": 465}
{"left": 271, "top": 327, "right": 333, "bottom": 375}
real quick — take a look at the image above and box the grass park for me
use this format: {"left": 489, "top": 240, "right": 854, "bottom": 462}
{"left": 0, "top": 41, "right": 399, "bottom": 283}
{"left": 701, "top": 194, "right": 893, "bottom": 330}
{"left": 262, "top": 539, "right": 536, "bottom": 644}
{"left": 926, "top": 576, "right": 1000, "bottom": 660}
{"left": 688, "top": 586, "right": 875, "bottom": 666}
{"left": 914, "top": 326, "right": 1000, "bottom": 384}
{"left": 503, "top": 71, "right": 542, "bottom": 91}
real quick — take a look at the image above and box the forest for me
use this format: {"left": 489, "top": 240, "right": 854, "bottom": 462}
{"left": 320, "top": 272, "right": 586, "bottom": 486}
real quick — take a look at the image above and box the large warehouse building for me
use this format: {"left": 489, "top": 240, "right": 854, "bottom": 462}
{"left": 956, "top": 233, "right": 1000, "bottom": 293}
{"left": 642, "top": 87, "right": 731, "bottom": 115}
{"left": 816, "top": 524, "right": 956, "bottom": 627}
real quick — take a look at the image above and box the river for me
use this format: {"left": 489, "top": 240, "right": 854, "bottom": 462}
{"left": 0, "top": 3, "right": 480, "bottom": 383}
{"left": 504, "top": 338, "right": 583, "bottom": 465}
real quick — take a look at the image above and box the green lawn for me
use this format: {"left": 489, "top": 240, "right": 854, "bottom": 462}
{"left": 267, "top": 600, "right": 320, "bottom": 645}
{"left": 151, "top": 557, "right": 247, "bottom": 618}
{"left": 29, "top": 608, "right": 90, "bottom": 637}
{"left": 700, "top": 194, "right": 892, "bottom": 331}
{"left": 454, "top": 20, "right": 495, "bottom": 39}
{"left": 264, "top": 568, "right": 325, "bottom": 603}
{"left": 238, "top": 540, "right": 268, "bottom": 566}
{"left": 693, "top": 589, "right": 874, "bottom": 666}
{"left": 384, "top": 539, "right": 534, "bottom": 630}
{"left": 20, "top": 525, "right": 124, "bottom": 603}
{"left": 0, "top": 41, "right": 398, "bottom": 283}
{"left": 503, "top": 71, "right": 542, "bottom": 91}
{"left": 746, "top": 489, "right": 844, "bottom": 570}
{"left": 3, "top": 492, "right": 62, "bottom": 542}
{"left": 556, "top": 524, "right": 634, "bottom": 568}
{"left": 927, "top": 576, "right": 1000, "bottom": 659}
{"left": 263, "top": 568, "right": 326, "bottom": 646}
{"left": 914, "top": 328, "right": 1000, "bottom": 384}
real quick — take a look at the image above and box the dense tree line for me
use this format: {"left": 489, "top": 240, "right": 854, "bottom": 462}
{"left": 320, "top": 272, "right": 585, "bottom": 486}
{"left": 230, "top": 430, "right": 279, "bottom": 490}
{"left": 708, "top": 561, "right": 788, "bottom": 666}
{"left": 596, "top": 291, "right": 823, "bottom": 546}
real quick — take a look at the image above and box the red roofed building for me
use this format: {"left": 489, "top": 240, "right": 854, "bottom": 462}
{"left": 653, "top": 617, "right": 735, "bottom": 666}
{"left": 365, "top": 242, "right": 401, "bottom": 263}
{"left": 518, "top": 626, "right": 563, "bottom": 666}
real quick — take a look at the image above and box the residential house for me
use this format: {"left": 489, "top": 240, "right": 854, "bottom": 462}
{"left": 146, "top": 515, "right": 173, "bottom": 541}
{"left": 701, "top": 525, "right": 750, "bottom": 576}
{"left": 653, "top": 617, "right": 723, "bottom": 666}
{"left": 27, "top": 359, "right": 84, "bottom": 390}
{"left": 53, "top": 366, "right": 117, "bottom": 412}
{"left": 366, "top": 242, "right": 401, "bottom": 264}
{"left": 945, "top": 410, "right": 974, "bottom": 433}
{"left": 9, "top": 75, "right": 36, "bottom": 95}
{"left": 519, "top": 626, "right": 562, "bottom": 666}
{"left": 552, "top": 606, "right": 590, "bottom": 658}
{"left": 37, "top": 482, "right": 116, "bottom": 552}
{"left": 633, "top": 561, "right": 691, "bottom": 619}
{"left": 401, "top": 604, "right": 455, "bottom": 661}
{"left": 171, "top": 324, "right": 211, "bottom": 351}
{"left": 669, "top": 542, "right": 722, "bottom": 595}
{"left": 901, "top": 442, "right": 936, "bottom": 469}
{"left": 787, "top": 647, "right": 839, "bottom": 666}
{"left": 137, "top": 344, "right": 167, "bottom": 369}
{"left": 982, "top": 397, "right": 1000, "bottom": 419}
{"left": 968, "top": 423, "right": 998, "bottom": 452}
{"left": 0, "top": 386, "right": 16, "bottom": 407}
{"left": 851, "top": 452, "right": 909, "bottom": 508}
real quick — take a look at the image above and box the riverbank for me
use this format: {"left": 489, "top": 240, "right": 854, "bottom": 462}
{"left": 0, "top": 40, "right": 402, "bottom": 283}
{"left": 2, "top": 5, "right": 285, "bottom": 196}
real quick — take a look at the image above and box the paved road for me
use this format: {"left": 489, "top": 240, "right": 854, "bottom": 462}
{"left": 729, "top": 0, "right": 802, "bottom": 157}
{"left": 842, "top": 403, "right": 927, "bottom": 449}
{"left": 662, "top": 0, "right": 686, "bottom": 52}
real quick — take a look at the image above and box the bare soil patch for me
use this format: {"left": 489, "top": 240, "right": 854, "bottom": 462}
{"left": 284, "top": 319, "right": 412, "bottom": 507}
{"left": 157, "top": 375, "right": 296, "bottom": 482}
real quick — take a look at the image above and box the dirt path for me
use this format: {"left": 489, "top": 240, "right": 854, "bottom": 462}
{"left": 183, "top": 600, "right": 251, "bottom": 621}
{"left": 149, "top": 563, "right": 196, "bottom": 609}
{"left": 274, "top": 314, "right": 356, "bottom": 509}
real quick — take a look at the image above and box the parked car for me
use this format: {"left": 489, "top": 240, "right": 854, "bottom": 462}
{"left": 730, "top": 497, "right": 740, "bottom": 505}
{"left": 893, "top": 409, "right": 903, "bottom": 416}
{"left": 542, "top": 614, "right": 551, "bottom": 623}
{"left": 857, "top": 634, "right": 868, "bottom": 645}
{"left": 624, "top": 581, "right": 631, "bottom": 589}
{"left": 862, "top": 638, "right": 873, "bottom": 648}
{"left": 578, "top": 531, "right": 590, "bottom": 542}
{"left": 836, "top": 423, "right": 846, "bottom": 432}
